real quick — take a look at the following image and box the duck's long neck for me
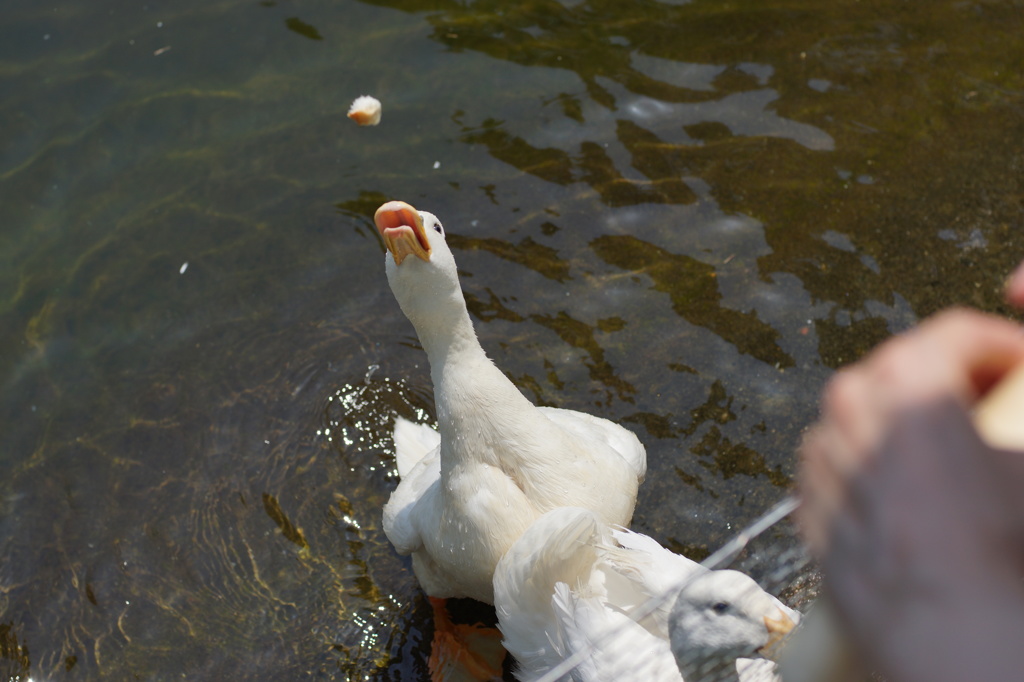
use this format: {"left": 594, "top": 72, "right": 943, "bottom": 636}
{"left": 414, "top": 306, "right": 541, "bottom": 469}
{"left": 416, "top": 304, "right": 485, "bottom": 375}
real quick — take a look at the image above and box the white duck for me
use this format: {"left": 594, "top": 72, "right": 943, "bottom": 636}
{"left": 375, "top": 200, "right": 647, "bottom": 605}
{"left": 493, "top": 506, "right": 798, "bottom": 682}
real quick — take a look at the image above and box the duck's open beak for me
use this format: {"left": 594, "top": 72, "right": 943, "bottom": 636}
{"left": 757, "top": 609, "right": 797, "bottom": 659}
{"left": 374, "top": 200, "right": 432, "bottom": 265}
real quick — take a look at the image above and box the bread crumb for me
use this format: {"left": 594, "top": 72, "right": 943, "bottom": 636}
{"left": 348, "top": 95, "right": 382, "bottom": 126}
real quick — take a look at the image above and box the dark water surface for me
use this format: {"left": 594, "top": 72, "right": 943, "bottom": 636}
{"left": 1, "top": 0, "right": 1022, "bottom": 678}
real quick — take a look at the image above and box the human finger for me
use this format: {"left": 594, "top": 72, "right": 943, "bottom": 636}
{"left": 798, "top": 419, "right": 863, "bottom": 555}
{"left": 818, "top": 364, "right": 892, "bottom": 460}
{"left": 1005, "top": 260, "right": 1024, "bottom": 309}
{"left": 860, "top": 308, "right": 1024, "bottom": 408}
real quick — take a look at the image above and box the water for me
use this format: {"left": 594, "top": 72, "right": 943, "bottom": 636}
{"left": 1, "top": 0, "right": 1021, "bottom": 679}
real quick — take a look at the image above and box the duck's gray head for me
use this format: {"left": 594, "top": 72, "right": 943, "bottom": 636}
{"left": 668, "top": 570, "right": 798, "bottom": 677}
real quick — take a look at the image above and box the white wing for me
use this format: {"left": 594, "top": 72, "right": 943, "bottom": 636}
{"left": 602, "top": 526, "right": 707, "bottom": 638}
{"left": 392, "top": 416, "right": 440, "bottom": 478}
{"left": 537, "top": 406, "right": 647, "bottom": 482}
{"left": 552, "top": 583, "right": 683, "bottom": 682}
{"left": 496, "top": 507, "right": 692, "bottom": 682}
{"left": 382, "top": 438, "right": 440, "bottom": 555}
{"left": 495, "top": 507, "right": 603, "bottom": 676}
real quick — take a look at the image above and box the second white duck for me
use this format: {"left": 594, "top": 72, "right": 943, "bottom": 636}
{"left": 493, "top": 506, "right": 799, "bottom": 682}
{"left": 375, "top": 201, "right": 647, "bottom": 604}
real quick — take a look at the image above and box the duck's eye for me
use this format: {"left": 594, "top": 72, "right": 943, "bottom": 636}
{"left": 711, "top": 602, "right": 730, "bottom": 614}
{"left": 433, "top": 221, "right": 443, "bottom": 235}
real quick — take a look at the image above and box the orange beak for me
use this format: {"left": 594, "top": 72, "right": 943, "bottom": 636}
{"left": 374, "top": 200, "right": 432, "bottom": 265}
{"left": 757, "top": 609, "right": 797, "bottom": 659}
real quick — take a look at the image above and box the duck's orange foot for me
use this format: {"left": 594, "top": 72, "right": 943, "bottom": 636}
{"left": 428, "top": 597, "right": 507, "bottom": 682}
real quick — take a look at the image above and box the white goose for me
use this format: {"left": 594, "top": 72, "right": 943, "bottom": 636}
{"left": 493, "top": 507, "right": 798, "bottom": 682}
{"left": 375, "top": 200, "right": 647, "bottom": 605}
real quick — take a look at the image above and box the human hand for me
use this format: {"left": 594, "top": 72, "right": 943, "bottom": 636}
{"left": 822, "top": 401, "right": 1024, "bottom": 682}
{"left": 798, "top": 308, "right": 1024, "bottom": 553}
